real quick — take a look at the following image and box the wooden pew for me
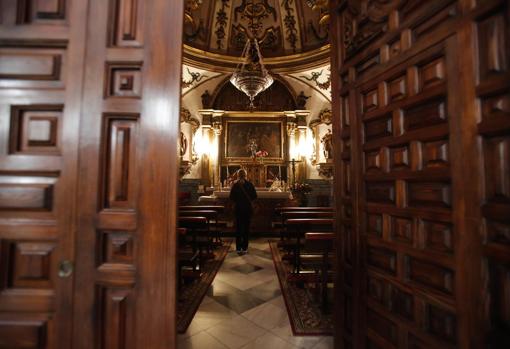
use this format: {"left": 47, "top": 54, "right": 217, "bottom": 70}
{"left": 273, "top": 207, "right": 334, "bottom": 231}
{"left": 275, "top": 206, "right": 334, "bottom": 215}
{"left": 302, "top": 232, "right": 335, "bottom": 311}
{"left": 178, "top": 217, "right": 211, "bottom": 269}
{"left": 276, "top": 206, "right": 334, "bottom": 212}
{"left": 281, "top": 211, "right": 334, "bottom": 228}
{"left": 285, "top": 218, "right": 334, "bottom": 273}
{"left": 179, "top": 205, "right": 224, "bottom": 212}
{"left": 177, "top": 227, "right": 199, "bottom": 289}
{"left": 278, "top": 211, "right": 334, "bottom": 250}
{"left": 179, "top": 209, "right": 222, "bottom": 246}
{"left": 180, "top": 206, "right": 226, "bottom": 241}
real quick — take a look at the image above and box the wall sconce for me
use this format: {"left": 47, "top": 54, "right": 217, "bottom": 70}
{"left": 297, "top": 128, "right": 314, "bottom": 161}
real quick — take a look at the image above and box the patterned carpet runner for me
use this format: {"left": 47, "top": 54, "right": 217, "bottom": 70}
{"left": 177, "top": 240, "right": 231, "bottom": 333}
{"left": 269, "top": 241, "right": 333, "bottom": 335}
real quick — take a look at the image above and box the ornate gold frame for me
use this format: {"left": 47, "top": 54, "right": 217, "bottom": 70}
{"left": 222, "top": 116, "right": 287, "bottom": 164}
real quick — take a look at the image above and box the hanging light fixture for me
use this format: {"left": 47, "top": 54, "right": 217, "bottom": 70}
{"left": 230, "top": 37, "right": 274, "bottom": 108}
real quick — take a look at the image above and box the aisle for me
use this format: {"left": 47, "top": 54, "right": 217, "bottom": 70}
{"left": 177, "top": 238, "right": 333, "bottom": 349}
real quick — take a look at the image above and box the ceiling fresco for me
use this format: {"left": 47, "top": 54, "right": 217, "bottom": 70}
{"left": 183, "top": 0, "right": 329, "bottom": 58}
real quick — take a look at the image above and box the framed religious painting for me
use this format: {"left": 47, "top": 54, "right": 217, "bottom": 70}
{"left": 222, "top": 117, "right": 286, "bottom": 162}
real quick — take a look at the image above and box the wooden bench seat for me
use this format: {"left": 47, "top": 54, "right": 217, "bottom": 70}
{"left": 177, "top": 228, "right": 200, "bottom": 292}
{"left": 301, "top": 232, "right": 335, "bottom": 310}
{"left": 284, "top": 218, "right": 334, "bottom": 273}
{"left": 179, "top": 210, "right": 223, "bottom": 245}
{"left": 178, "top": 216, "right": 213, "bottom": 267}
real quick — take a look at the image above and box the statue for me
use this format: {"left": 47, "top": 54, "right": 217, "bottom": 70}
{"left": 246, "top": 138, "right": 258, "bottom": 158}
{"left": 179, "top": 132, "right": 188, "bottom": 157}
{"left": 201, "top": 90, "right": 211, "bottom": 108}
{"left": 321, "top": 129, "right": 333, "bottom": 160}
{"left": 296, "top": 91, "right": 310, "bottom": 109}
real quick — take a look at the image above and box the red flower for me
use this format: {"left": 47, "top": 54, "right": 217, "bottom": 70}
{"left": 255, "top": 150, "right": 268, "bottom": 157}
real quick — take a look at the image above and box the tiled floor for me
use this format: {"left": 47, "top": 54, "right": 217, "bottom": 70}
{"left": 177, "top": 238, "right": 334, "bottom": 349}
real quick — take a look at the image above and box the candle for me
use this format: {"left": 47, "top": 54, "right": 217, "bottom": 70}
{"left": 278, "top": 166, "right": 281, "bottom": 179}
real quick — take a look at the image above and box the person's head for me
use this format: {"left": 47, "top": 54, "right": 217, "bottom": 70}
{"left": 237, "top": 169, "right": 247, "bottom": 180}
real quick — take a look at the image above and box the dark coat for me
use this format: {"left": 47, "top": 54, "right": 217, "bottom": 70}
{"left": 229, "top": 179, "right": 257, "bottom": 213}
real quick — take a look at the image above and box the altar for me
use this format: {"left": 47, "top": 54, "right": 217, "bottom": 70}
{"left": 199, "top": 188, "right": 292, "bottom": 233}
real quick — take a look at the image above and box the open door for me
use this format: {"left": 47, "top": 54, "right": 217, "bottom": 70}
{"left": 330, "top": 0, "right": 509, "bottom": 348}
{"left": 1, "top": 0, "right": 184, "bottom": 348}
{"left": 72, "top": 0, "right": 183, "bottom": 348}
{"left": 0, "top": 0, "right": 88, "bottom": 347}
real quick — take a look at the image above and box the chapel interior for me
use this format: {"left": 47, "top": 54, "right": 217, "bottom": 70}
{"left": 0, "top": 0, "right": 508, "bottom": 348}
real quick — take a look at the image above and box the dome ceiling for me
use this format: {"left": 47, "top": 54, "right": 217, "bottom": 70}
{"left": 183, "top": 0, "right": 330, "bottom": 70}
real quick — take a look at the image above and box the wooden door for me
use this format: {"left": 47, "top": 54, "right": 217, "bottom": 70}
{"left": 473, "top": 1, "right": 510, "bottom": 347}
{"left": 331, "top": 0, "right": 509, "bottom": 348}
{"left": 0, "top": 0, "right": 87, "bottom": 348}
{"left": 72, "top": 0, "right": 183, "bottom": 348}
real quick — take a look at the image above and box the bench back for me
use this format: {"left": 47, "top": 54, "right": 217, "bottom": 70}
{"left": 179, "top": 210, "right": 217, "bottom": 221}
{"left": 178, "top": 216, "right": 208, "bottom": 229}
{"left": 276, "top": 206, "right": 333, "bottom": 215}
{"left": 285, "top": 218, "right": 334, "bottom": 232}
{"left": 281, "top": 211, "right": 334, "bottom": 221}
{"left": 179, "top": 205, "right": 224, "bottom": 212}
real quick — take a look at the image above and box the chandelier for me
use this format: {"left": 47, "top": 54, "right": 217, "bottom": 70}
{"left": 230, "top": 38, "right": 274, "bottom": 108}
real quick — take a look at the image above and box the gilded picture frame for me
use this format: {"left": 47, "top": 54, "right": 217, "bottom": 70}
{"left": 222, "top": 117, "right": 286, "bottom": 162}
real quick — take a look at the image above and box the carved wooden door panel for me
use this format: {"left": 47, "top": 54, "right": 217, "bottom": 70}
{"left": 331, "top": 0, "right": 508, "bottom": 348}
{"left": 473, "top": 1, "right": 510, "bottom": 347}
{"left": 0, "top": 0, "right": 87, "bottom": 348}
{"left": 72, "top": 1, "right": 183, "bottom": 348}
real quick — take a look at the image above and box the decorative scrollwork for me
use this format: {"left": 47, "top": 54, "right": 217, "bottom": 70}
{"left": 300, "top": 69, "right": 331, "bottom": 90}
{"left": 283, "top": 0, "right": 298, "bottom": 52}
{"left": 182, "top": 67, "right": 208, "bottom": 89}
{"left": 317, "top": 162, "right": 333, "bottom": 178}
{"left": 215, "top": 0, "right": 230, "bottom": 49}
{"left": 231, "top": 24, "right": 280, "bottom": 51}
{"left": 319, "top": 108, "right": 332, "bottom": 124}
{"left": 309, "top": 108, "right": 332, "bottom": 128}
{"left": 287, "top": 120, "right": 297, "bottom": 136}
{"left": 234, "top": 0, "right": 277, "bottom": 37}
{"left": 306, "top": 0, "right": 329, "bottom": 41}
{"left": 180, "top": 107, "right": 201, "bottom": 133}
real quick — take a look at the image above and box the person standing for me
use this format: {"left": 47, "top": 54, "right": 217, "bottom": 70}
{"left": 229, "top": 169, "right": 257, "bottom": 254}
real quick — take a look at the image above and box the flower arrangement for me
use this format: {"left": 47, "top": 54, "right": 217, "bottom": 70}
{"left": 291, "top": 182, "right": 312, "bottom": 206}
{"left": 291, "top": 182, "right": 312, "bottom": 194}
{"left": 255, "top": 150, "right": 268, "bottom": 158}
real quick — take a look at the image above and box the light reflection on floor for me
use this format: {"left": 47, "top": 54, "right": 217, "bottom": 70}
{"left": 177, "top": 238, "right": 334, "bottom": 349}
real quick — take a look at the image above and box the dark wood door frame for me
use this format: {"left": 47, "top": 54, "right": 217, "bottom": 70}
{"left": 72, "top": 0, "right": 184, "bottom": 348}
